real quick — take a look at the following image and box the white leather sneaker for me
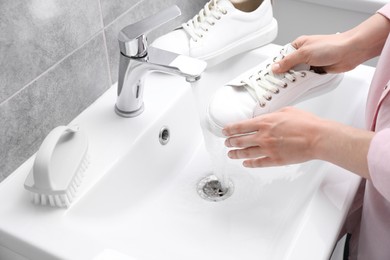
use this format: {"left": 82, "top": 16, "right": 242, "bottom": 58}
{"left": 152, "top": 0, "right": 278, "bottom": 67}
{"left": 207, "top": 44, "right": 344, "bottom": 137}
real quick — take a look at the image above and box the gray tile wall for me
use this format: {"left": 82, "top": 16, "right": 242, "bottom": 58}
{"left": 0, "top": 0, "right": 207, "bottom": 181}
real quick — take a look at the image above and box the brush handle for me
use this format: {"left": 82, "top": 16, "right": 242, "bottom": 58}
{"left": 33, "top": 126, "right": 79, "bottom": 189}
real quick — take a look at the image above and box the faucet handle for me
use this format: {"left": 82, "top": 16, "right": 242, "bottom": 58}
{"left": 118, "top": 5, "right": 181, "bottom": 58}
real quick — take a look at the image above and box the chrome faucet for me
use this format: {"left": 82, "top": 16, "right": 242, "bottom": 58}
{"left": 115, "top": 5, "right": 207, "bottom": 118}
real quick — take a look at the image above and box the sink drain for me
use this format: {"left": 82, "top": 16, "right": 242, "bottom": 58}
{"left": 197, "top": 174, "right": 234, "bottom": 202}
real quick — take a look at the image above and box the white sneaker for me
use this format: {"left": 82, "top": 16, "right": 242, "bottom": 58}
{"left": 207, "top": 44, "right": 344, "bottom": 137}
{"left": 152, "top": 0, "right": 278, "bottom": 67}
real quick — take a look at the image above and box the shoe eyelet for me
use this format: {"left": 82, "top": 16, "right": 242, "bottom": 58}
{"left": 222, "top": 10, "right": 227, "bottom": 15}
{"left": 273, "top": 57, "right": 277, "bottom": 62}
{"left": 265, "top": 96, "right": 272, "bottom": 101}
{"left": 291, "top": 77, "right": 296, "bottom": 82}
{"left": 274, "top": 89, "right": 280, "bottom": 94}
{"left": 283, "top": 83, "right": 288, "bottom": 88}
{"left": 266, "top": 63, "right": 270, "bottom": 68}
{"left": 300, "top": 72, "right": 306, "bottom": 77}
{"left": 260, "top": 103, "right": 266, "bottom": 108}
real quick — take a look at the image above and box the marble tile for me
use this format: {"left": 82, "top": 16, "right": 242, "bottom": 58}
{"left": 0, "top": 0, "right": 207, "bottom": 181}
{"left": 104, "top": 0, "right": 207, "bottom": 84}
{"left": 0, "top": 33, "right": 111, "bottom": 181}
{"left": 0, "top": 0, "right": 102, "bottom": 104}
{"left": 100, "top": 0, "right": 142, "bottom": 26}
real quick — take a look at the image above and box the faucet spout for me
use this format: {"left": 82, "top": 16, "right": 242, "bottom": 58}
{"left": 147, "top": 46, "right": 207, "bottom": 81}
{"left": 115, "top": 46, "right": 207, "bottom": 118}
{"left": 115, "top": 5, "right": 207, "bottom": 118}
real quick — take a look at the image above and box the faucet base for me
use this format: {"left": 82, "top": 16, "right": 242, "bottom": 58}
{"left": 115, "top": 103, "right": 145, "bottom": 118}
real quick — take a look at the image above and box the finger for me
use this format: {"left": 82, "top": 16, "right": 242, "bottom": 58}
{"left": 223, "top": 117, "right": 262, "bottom": 137}
{"left": 272, "top": 36, "right": 308, "bottom": 74}
{"left": 272, "top": 50, "right": 306, "bottom": 74}
{"left": 243, "top": 157, "right": 278, "bottom": 168}
{"left": 225, "top": 133, "right": 258, "bottom": 148}
{"left": 321, "top": 64, "right": 352, "bottom": 74}
{"left": 227, "top": 146, "right": 265, "bottom": 159}
{"left": 291, "top": 35, "right": 307, "bottom": 50}
{"left": 320, "top": 65, "right": 334, "bottom": 74}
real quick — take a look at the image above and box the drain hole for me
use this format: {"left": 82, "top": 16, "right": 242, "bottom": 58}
{"left": 202, "top": 180, "right": 228, "bottom": 197}
{"left": 159, "top": 126, "right": 170, "bottom": 145}
{"left": 197, "top": 175, "right": 234, "bottom": 202}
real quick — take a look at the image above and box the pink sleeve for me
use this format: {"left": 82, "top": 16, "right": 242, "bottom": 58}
{"left": 367, "top": 128, "right": 390, "bottom": 200}
{"left": 378, "top": 3, "right": 390, "bottom": 19}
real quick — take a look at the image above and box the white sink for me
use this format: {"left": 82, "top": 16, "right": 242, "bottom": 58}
{"left": 0, "top": 44, "right": 374, "bottom": 260}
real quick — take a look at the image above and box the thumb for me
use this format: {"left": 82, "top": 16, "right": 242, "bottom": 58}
{"left": 272, "top": 50, "right": 304, "bottom": 73}
{"left": 272, "top": 38, "right": 307, "bottom": 73}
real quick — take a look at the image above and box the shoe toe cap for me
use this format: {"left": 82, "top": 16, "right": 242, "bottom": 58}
{"left": 208, "top": 85, "right": 256, "bottom": 131}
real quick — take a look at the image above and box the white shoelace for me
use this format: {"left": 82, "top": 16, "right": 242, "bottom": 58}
{"left": 182, "top": 0, "right": 227, "bottom": 42}
{"left": 231, "top": 48, "right": 307, "bottom": 107}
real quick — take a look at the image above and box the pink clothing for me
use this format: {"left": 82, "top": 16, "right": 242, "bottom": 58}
{"left": 351, "top": 4, "right": 390, "bottom": 259}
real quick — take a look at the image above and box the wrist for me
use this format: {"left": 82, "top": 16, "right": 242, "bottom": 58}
{"left": 344, "top": 13, "right": 390, "bottom": 62}
{"left": 311, "top": 119, "right": 375, "bottom": 178}
{"left": 310, "top": 118, "right": 335, "bottom": 161}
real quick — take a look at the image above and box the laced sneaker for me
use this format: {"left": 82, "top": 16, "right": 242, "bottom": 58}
{"left": 152, "top": 0, "right": 278, "bottom": 67}
{"left": 207, "top": 43, "right": 344, "bottom": 137}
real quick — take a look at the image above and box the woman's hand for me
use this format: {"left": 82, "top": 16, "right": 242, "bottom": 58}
{"left": 272, "top": 13, "right": 390, "bottom": 74}
{"left": 223, "top": 107, "right": 322, "bottom": 167}
{"left": 223, "top": 107, "right": 374, "bottom": 179}
{"left": 273, "top": 33, "right": 357, "bottom": 74}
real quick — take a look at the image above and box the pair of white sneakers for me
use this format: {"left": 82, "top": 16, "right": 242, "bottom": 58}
{"left": 153, "top": 0, "right": 343, "bottom": 137}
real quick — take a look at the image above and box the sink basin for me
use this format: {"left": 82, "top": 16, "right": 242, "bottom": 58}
{"left": 0, "top": 44, "right": 374, "bottom": 260}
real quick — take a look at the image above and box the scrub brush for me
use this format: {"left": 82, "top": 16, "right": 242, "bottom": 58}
{"left": 24, "top": 125, "right": 89, "bottom": 208}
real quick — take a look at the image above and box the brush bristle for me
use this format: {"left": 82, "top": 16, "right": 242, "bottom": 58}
{"left": 30, "top": 154, "right": 90, "bottom": 208}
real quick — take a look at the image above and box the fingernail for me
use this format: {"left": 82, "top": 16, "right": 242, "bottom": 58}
{"left": 224, "top": 139, "right": 231, "bottom": 147}
{"left": 272, "top": 63, "right": 280, "bottom": 72}
{"left": 227, "top": 151, "right": 233, "bottom": 158}
{"left": 222, "top": 129, "right": 228, "bottom": 136}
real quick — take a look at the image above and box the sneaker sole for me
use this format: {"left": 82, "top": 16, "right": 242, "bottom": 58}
{"left": 200, "top": 18, "right": 278, "bottom": 67}
{"left": 206, "top": 73, "right": 344, "bottom": 138}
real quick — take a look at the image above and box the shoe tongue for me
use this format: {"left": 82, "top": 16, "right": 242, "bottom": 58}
{"left": 282, "top": 44, "right": 310, "bottom": 71}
